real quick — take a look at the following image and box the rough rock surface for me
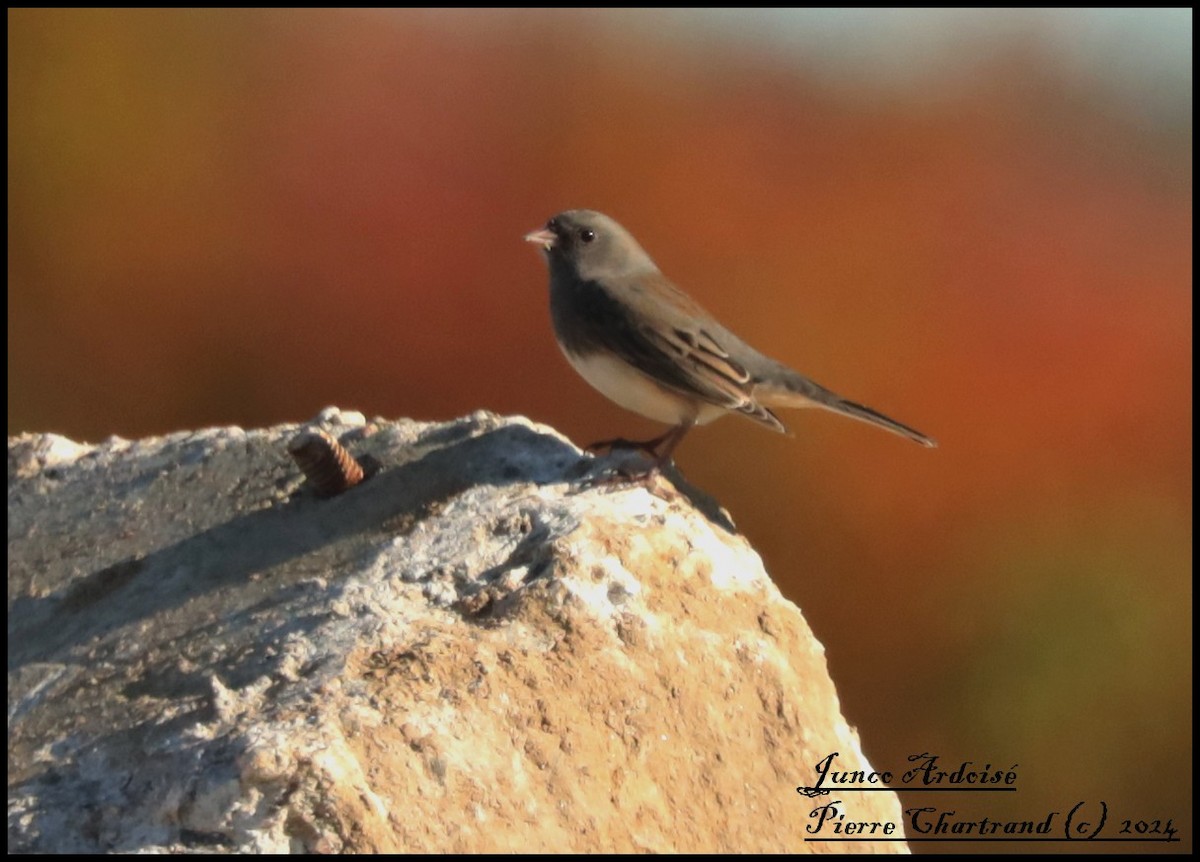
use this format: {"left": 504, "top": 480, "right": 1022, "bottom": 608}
{"left": 8, "top": 409, "right": 908, "bottom": 853}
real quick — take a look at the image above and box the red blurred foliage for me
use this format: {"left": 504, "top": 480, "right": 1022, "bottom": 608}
{"left": 9, "top": 9, "right": 1191, "bottom": 852}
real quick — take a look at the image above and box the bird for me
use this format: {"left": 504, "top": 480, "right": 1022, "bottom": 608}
{"left": 524, "top": 209, "right": 936, "bottom": 475}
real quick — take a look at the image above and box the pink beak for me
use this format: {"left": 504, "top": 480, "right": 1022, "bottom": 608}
{"left": 523, "top": 227, "right": 557, "bottom": 250}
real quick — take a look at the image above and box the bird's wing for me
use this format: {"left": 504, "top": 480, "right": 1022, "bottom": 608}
{"left": 606, "top": 273, "right": 786, "bottom": 432}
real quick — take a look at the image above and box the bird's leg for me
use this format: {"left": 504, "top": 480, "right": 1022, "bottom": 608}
{"left": 649, "top": 420, "right": 693, "bottom": 470}
{"left": 585, "top": 428, "right": 674, "bottom": 456}
{"left": 584, "top": 420, "right": 694, "bottom": 489}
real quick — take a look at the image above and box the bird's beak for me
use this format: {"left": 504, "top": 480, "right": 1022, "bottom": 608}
{"left": 523, "top": 227, "right": 557, "bottom": 251}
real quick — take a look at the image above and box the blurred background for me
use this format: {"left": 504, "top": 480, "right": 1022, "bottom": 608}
{"left": 8, "top": 8, "right": 1191, "bottom": 852}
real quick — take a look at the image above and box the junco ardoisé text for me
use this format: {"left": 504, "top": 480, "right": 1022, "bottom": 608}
{"left": 524, "top": 209, "right": 935, "bottom": 475}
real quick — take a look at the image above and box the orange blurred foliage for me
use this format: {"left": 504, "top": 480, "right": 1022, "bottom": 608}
{"left": 9, "top": 9, "right": 1191, "bottom": 853}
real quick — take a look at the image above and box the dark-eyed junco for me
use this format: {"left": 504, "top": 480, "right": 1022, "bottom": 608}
{"left": 524, "top": 209, "right": 936, "bottom": 473}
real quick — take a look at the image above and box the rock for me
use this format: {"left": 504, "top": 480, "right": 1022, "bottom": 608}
{"left": 7, "top": 411, "right": 908, "bottom": 853}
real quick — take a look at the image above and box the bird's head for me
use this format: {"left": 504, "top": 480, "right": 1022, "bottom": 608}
{"left": 524, "top": 210, "right": 658, "bottom": 281}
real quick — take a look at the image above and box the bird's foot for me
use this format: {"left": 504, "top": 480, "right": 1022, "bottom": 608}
{"left": 575, "top": 454, "right": 680, "bottom": 496}
{"left": 578, "top": 423, "right": 691, "bottom": 495}
{"left": 585, "top": 432, "right": 671, "bottom": 457}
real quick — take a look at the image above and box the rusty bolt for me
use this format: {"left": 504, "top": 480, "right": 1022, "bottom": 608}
{"left": 287, "top": 428, "right": 366, "bottom": 497}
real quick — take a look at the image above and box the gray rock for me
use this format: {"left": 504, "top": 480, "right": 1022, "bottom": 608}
{"left": 8, "top": 409, "right": 907, "bottom": 853}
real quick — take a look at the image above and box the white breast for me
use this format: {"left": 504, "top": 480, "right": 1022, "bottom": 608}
{"left": 561, "top": 348, "right": 726, "bottom": 426}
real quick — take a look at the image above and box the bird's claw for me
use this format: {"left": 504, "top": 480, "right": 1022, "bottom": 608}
{"left": 585, "top": 436, "right": 660, "bottom": 456}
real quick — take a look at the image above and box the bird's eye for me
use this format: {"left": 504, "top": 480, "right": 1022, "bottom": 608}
{"left": 579, "top": 229, "right": 595, "bottom": 243}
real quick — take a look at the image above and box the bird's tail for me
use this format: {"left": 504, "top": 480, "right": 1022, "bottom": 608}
{"left": 757, "top": 374, "right": 937, "bottom": 448}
